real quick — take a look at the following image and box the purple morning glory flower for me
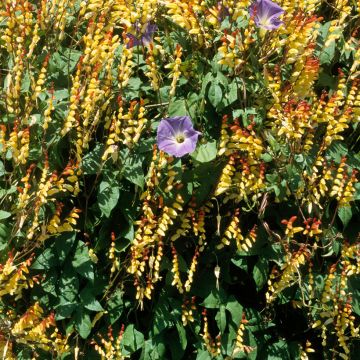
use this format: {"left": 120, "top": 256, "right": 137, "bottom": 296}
{"left": 157, "top": 116, "right": 201, "bottom": 157}
{"left": 127, "top": 23, "right": 157, "bottom": 48}
{"left": 249, "top": 0, "right": 285, "bottom": 30}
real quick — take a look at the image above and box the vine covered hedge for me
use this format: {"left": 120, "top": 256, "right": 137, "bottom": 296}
{"left": 0, "top": 0, "right": 360, "bottom": 359}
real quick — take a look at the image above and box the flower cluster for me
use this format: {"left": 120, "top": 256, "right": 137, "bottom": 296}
{"left": 0, "top": 0, "right": 359, "bottom": 358}
{"left": 0, "top": 255, "right": 34, "bottom": 300}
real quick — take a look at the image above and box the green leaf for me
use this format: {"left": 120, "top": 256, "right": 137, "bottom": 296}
{"left": 98, "top": 173, "right": 120, "bottom": 218}
{"left": 53, "top": 89, "right": 70, "bottom": 103}
{"left": 320, "top": 40, "right": 335, "bottom": 65}
{"left": 253, "top": 259, "right": 269, "bottom": 291}
{"left": 208, "top": 82, "right": 223, "bottom": 108}
{"left": 122, "top": 153, "right": 145, "bottom": 188}
{"left": 326, "top": 142, "right": 348, "bottom": 164}
{"left": 225, "top": 81, "right": 239, "bottom": 106}
{"left": 216, "top": 71, "right": 229, "bottom": 88}
{"left": 200, "top": 72, "right": 214, "bottom": 95}
{"left": 176, "top": 321, "right": 187, "bottom": 351}
{"left": 202, "top": 291, "right": 220, "bottom": 308}
{"left": 338, "top": 206, "right": 352, "bottom": 228}
{"left": 0, "top": 186, "right": 16, "bottom": 198}
{"left": 0, "top": 160, "right": 5, "bottom": 176}
{"left": 141, "top": 337, "right": 166, "bottom": 360}
{"left": 186, "top": 92, "right": 200, "bottom": 119}
{"left": 80, "top": 288, "right": 104, "bottom": 312}
{"left": 215, "top": 304, "right": 226, "bottom": 333}
{"left": 81, "top": 144, "right": 105, "bottom": 175}
{"left": 318, "top": 72, "right": 337, "bottom": 89}
{"left": 231, "top": 257, "right": 248, "bottom": 271}
{"left": 42, "top": 270, "right": 58, "bottom": 295}
{"left": 259, "top": 340, "right": 300, "bottom": 360}
{"left": 15, "top": 349, "right": 32, "bottom": 360}
{"left": 202, "top": 289, "right": 227, "bottom": 309}
{"left": 21, "top": 71, "right": 31, "bottom": 93}
{"left": 55, "top": 302, "right": 77, "bottom": 320}
{"left": 74, "top": 309, "right": 92, "bottom": 339}
{"left": 168, "top": 100, "right": 187, "bottom": 117}
{"left": 32, "top": 247, "right": 58, "bottom": 270}
{"left": 152, "top": 299, "right": 171, "bottom": 335}
{"left": 50, "top": 47, "right": 82, "bottom": 75}
{"left": 191, "top": 141, "right": 217, "bottom": 163}
{"left": 0, "top": 210, "right": 11, "bottom": 220}
{"left": 261, "top": 153, "right": 273, "bottom": 163}
{"left": 126, "top": 77, "right": 142, "bottom": 98}
{"left": 0, "top": 223, "right": 10, "bottom": 256}
{"left": 354, "top": 183, "right": 360, "bottom": 200}
{"left": 72, "top": 241, "right": 94, "bottom": 280}
{"left": 72, "top": 242, "right": 90, "bottom": 268}
{"left": 107, "top": 289, "right": 124, "bottom": 324}
{"left": 54, "top": 232, "right": 76, "bottom": 263}
{"left": 225, "top": 296, "right": 243, "bottom": 326}
{"left": 318, "top": 22, "right": 337, "bottom": 65}
{"left": 196, "top": 350, "right": 212, "bottom": 360}
{"left": 245, "top": 330, "right": 258, "bottom": 360}
{"left": 58, "top": 267, "right": 79, "bottom": 303}
{"left": 348, "top": 277, "right": 360, "bottom": 316}
{"left": 122, "top": 324, "right": 144, "bottom": 353}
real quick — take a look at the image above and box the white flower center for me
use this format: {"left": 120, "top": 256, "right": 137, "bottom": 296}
{"left": 259, "top": 15, "right": 272, "bottom": 28}
{"left": 175, "top": 134, "right": 185, "bottom": 143}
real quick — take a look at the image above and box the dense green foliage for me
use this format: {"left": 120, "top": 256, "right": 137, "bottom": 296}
{"left": 0, "top": 0, "right": 359, "bottom": 359}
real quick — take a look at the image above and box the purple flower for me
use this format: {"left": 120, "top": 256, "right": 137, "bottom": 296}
{"left": 249, "top": 0, "right": 284, "bottom": 30}
{"left": 157, "top": 116, "right": 201, "bottom": 157}
{"left": 127, "top": 23, "right": 157, "bottom": 48}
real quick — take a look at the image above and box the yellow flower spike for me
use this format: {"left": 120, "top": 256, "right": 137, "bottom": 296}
{"left": 233, "top": 314, "right": 251, "bottom": 355}
{"left": 171, "top": 245, "right": 184, "bottom": 294}
{"left": 31, "top": 54, "right": 50, "bottom": 102}
{"left": 166, "top": 44, "right": 183, "bottom": 97}
{"left": 93, "top": 325, "right": 126, "bottom": 359}
{"left": 166, "top": 0, "right": 206, "bottom": 44}
{"left": 120, "top": 100, "right": 148, "bottom": 148}
{"left": 217, "top": 29, "right": 247, "bottom": 69}
{"left": 61, "top": 60, "right": 83, "bottom": 136}
{"left": 339, "top": 169, "right": 358, "bottom": 206}
{"left": 292, "top": 57, "right": 320, "bottom": 99}
{"left": 231, "top": 0, "right": 251, "bottom": 21}
{"left": 201, "top": 308, "right": 219, "bottom": 354}
{"left": 184, "top": 247, "right": 200, "bottom": 293}
{"left": 152, "top": 240, "right": 163, "bottom": 283}
{"left": 215, "top": 156, "right": 236, "bottom": 196}
{"left": 145, "top": 44, "right": 160, "bottom": 90}
{"left": 10, "top": 301, "right": 56, "bottom": 347}
{"left": 118, "top": 33, "right": 134, "bottom": 88}
{"left": 266, "top": 248, "right": 308, "bottom": 303}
